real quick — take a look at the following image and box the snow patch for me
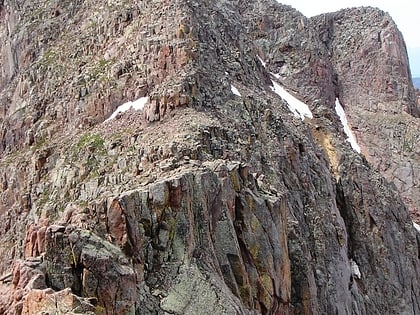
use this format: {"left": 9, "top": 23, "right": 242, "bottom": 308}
{"left": 105, "top": 97, "right": 148, "bottom": 122}
{"left": 271, "top": 72, "right": 281, "bottom": 79}
{"left": 335, "top": 98, "right": 361, "bottom": 153}
{"left": 231, "top": 85, "right": 241, "bottom": 97}
{"left": 270, "top": 80, "right": 313, "bottom": 120}
{"left": 350, "top": 259, "right": 361, "bottom": 279}
{"left": 414, "top": 222, "right": 420, "bottom": 233}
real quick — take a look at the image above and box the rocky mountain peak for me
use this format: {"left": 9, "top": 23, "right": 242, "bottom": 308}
{"left": 0, "top": 0, "right": 419, "bottom": 314}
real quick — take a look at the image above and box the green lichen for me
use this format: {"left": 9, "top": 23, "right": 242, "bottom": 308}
{"left": 229, "top": 171, "right": 241, "bottom": 192}
{"left": 94, "top": 305, "right": 106, "bottom": 314}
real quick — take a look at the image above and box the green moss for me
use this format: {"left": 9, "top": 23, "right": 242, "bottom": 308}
{"left": 42, "top": 48, "right": 59, "bottom": 65}
{"left": 402, "top": 129, "right": 419, "bottom": 153}
{"left": 31, "top": 136, "right": 47, "bottom": 152}
{"left": 95, "top": 305, "right": 106, "bottom": 314}
{"left": 38, "top": 188, "right": 51, "bottom": 207}
{"left": 76, "top": 133, "right": 106, "bottom": 155}
{"left": 87, "top": 58, "right": 116, "bottom": 83}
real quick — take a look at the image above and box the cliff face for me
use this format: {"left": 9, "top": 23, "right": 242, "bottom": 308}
{"left": 312, "top": 8, "right": 420, "bottom": 221}
{"left": 0, "top": 0, "right": 419, "bottom": 314}
{"left": 241, "top": 2, "right": 420, "bottom": 223}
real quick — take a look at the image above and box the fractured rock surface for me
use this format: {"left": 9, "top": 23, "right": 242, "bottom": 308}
{"left": 0, "top": 0, "right": 419, "bottom": 314}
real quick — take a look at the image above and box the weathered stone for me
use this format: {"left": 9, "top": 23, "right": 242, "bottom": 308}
{"left": 160, "top": 263, "right": 244, "bottom": 315}
{"left": 310, "top": 8, "right": 420, "bottom": 219}
{"left": 21, "top": 288, "right": 96, "bottom": 315}
{"left": 0, "top": 0, "right": 419, "bottom": 314}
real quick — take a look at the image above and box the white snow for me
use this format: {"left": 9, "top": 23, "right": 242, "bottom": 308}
{"left": 257, "top": 55, "right": 282, "bottom": 78}
{"left": 256, "top": 54, "right": 315, "bottom": 121}
{"left": 270, "top": 80, "right": 313, "bottom": 120}
{"left": 350, "top": 259, "right": 362, "bottom": 279}
{"left": 105, "top": 97, "right": 148, "bottom": 122}
{"left": 271, "top": 72, "right": 281, "bottom": 79}
{"left": 257, "top": 55, "right": 267, "bottom": 68}
{"left": 335, "top": 98, "right": 361, "bottom": 153}
{"left": 414, "top": 222, "right": 420, "bottom": 233}
{"left": 231, "top": 85, "right": 241, "bottom": 97}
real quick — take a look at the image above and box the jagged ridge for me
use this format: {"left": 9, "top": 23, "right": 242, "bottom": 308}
{"left": 0, "top": 0, "right": 419, "bottom": 314}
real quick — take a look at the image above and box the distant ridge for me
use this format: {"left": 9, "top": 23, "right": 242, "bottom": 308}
{"left": 413, "top": 77, "right": 420, "bottom": 89}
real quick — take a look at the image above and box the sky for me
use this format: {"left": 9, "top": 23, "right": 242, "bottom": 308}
{"left": 277, "top": 0, "right": 420, "bottom": 77}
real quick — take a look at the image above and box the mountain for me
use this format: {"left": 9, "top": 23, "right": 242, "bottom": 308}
{"left": 313, "top": 8, "right": 420, "bottom": 222}
{"left": 0, "top": 1, "right": 419, "bottom": 314}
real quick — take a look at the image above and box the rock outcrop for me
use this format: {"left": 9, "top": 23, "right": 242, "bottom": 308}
{"left": 311, "top": 7, "right": 420, "bottom": 221}
{"left": 0, "top": 0, "right": 419, "bottom": 314}
{"left": 240, "top": 2, "right": 420, "bottom": 223}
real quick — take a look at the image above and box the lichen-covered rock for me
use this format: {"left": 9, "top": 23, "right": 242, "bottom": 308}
{"left": 0, "top": 256, "right": 97, "bottom": 315}
{"left": 44, "top": 226, "right": 137, "bottom": 314}
{"left": 21, "top": 288, "right": 97, "bottom": 315}
{"left": 160, "top": 263, "right": 244, "bottom": 315}
{"left": 0, "top": 0, "right": 419, "bottom": 314}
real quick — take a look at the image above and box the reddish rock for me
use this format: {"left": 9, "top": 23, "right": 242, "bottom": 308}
{"left": 311, "top": 8, "right": 420, "bottom": 219}
{"left": 106, "top": 199, "right": 128, "bottom": 247}
{"left": 21, "top": 288, "right": 96, "bottom": 315}
{"left": 0, "top": 1, "right": 419, "bottom": 314}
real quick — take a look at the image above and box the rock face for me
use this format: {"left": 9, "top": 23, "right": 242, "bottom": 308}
{"left": 311, "top": 8, "right": 420, "bottom": 221}
{"left": 240, "top": 2, "right": 420, "bottom": 223}
{"left": 0, "top": 0, "right": 419, "bottom": 314}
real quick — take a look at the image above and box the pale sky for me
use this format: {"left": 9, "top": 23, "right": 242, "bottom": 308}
{"left": 277, "top": 0, "right": 420, "bottom": 76}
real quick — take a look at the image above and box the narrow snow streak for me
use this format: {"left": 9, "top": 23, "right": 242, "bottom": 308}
{"left": 105, "top": 97, "right": 148, "bottom": 122}
{"left": 231, "top": 85, "right": 241, "bottom": 97}
{"left": 335, "top": 98, "right": 361, "bottom": 153}
{"left": 270, "top": 80, "right": 313, "bottom": 120}
{"left": 257, "top": 55, "right": 267, "bottom": 68}
{"left": 271, "top": 72, "right": 281, "bottom": 79}
{"left": 414, "top": 222, "right": 420, "bottom": 233}
{"left": 258, "top": 54, "right": 312, "bottom": 120}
